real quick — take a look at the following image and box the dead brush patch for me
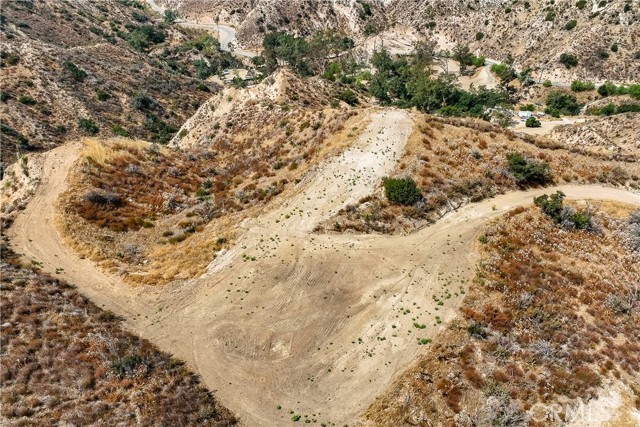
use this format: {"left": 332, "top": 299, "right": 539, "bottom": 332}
{"left": 0, "top": 236, "right": 236, "bottom": 426}
{"left": 322, "top": 114, "right": 640, "bottom": 234}
{"left": 364, "top": 203, "right": 640, "bottom": 426}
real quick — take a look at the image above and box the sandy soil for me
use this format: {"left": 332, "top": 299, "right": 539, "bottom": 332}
{"left": 513, "top": 116, "right": 588, "bottom": 136}
{"left": 8, "top": 108, "right": 640, "bottom": 426}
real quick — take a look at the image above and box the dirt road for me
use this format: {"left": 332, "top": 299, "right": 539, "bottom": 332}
{"left": 8, "top": 108, "right": 640, "bottom": 426}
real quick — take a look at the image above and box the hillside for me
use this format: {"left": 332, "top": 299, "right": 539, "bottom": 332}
{"left": 0, "top": 0, "right": 234, "bottom": 164}
{"left": 387, "top": 0, "right": 640, "bottom": 83}
{"left": 152, "top": 0, "right": 387, "bottom": 48}
{"left": 320, "top": 114, "right": 640, "bottom": 234}
{"left": 0, "top": 226, "right": 237, "bottom": 426}
{"left": 42, "top": 70, "right": 365, "bottom": 286}
{"left": 548, "top": 112, "right": 640, "bottom": 157}
{"left": 363, "top": 201, "right": 640, "bottom": 426}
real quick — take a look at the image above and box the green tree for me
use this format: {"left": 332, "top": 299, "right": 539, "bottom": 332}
{"left": 452, "top": 43, "right": 473, "bottom": 75}
{"left": 525, "top": 116, "right": 541, "bottom": 127}
{"left": 383, "top": 177, "right": 422, "bottom": 205}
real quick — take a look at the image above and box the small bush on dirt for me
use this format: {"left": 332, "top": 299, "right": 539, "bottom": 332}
{"left": 570, "top": 80, "right": 595, "bottom": 92}
{"left": 383, "top": 177, "right": 422, "bottom": 205}
{"left": 564, "top": 19, "right": 577, "bottom": 30}
{"left": 78, "top": 118, "right": 99, "bottom": 134}
{"left": 336, "top": 89, "right": 359, "bottom": 106}
{"left": 525, "top": 116, "right": 541, "bottom": 128}
{"left": 18, "top": 95, "right": 36, "bottom": 105}
{"left": 559, "top": 53, "right": 578, "bottom": 68}
{"left": 83, "top": 189, "right": 123, "bottom": 206}
{"left": 506, "top": 152, "right": 550, "bottom": 186}
{"left": 64, "top": 60, "right": 87, "bottom": 82}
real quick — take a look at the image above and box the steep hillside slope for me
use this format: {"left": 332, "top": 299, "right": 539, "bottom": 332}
{"left": 0, "top": 229, "right": 237, "bottom": 426}
{"left": 0, "top": 0, "right": 234, "bottom": 164}
{"left": 363, "top": 202, "right": 640, "bottom": 426}
{"left": 387, "top": 0, "right": 640, "bottom": 83}
{"left": 548, "top": 112, "right": 640, "bottom": 157}
{"left": 153, "top": 0, "right": 387, "bottom": 48}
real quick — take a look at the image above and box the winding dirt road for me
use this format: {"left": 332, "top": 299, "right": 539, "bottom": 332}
{"left": 8, "top": 109, "right": 640, "bottom": 425}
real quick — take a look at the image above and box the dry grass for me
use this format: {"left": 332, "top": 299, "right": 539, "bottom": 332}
{"left": 81, "top": 138, "right": 150, "bottom": 166}
{"left": 363, "top": 202, "right": 640, "bottom": 426}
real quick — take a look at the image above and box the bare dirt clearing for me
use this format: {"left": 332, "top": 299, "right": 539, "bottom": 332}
{"left": 8, "top": 108, "right": 640, "bottom": 425}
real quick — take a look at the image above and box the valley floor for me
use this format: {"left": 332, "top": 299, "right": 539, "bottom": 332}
{"left": 8, "top": 109, "right": 640, "bottom": 426}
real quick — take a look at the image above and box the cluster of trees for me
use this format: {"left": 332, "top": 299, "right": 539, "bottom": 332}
{"left": 597, "top": 82, "right": 640, "bottom": 99}
{"left": 368, "top": 45, "right": 512, "bottom": 116}
{"left": 587, "top": 103, "right": 640, "bottom": 116}
{"left": 545, "top": 91, "right": 581, "bottom": 116}
{"left": 261, "top": 31, "right": 355, "bottom": 76}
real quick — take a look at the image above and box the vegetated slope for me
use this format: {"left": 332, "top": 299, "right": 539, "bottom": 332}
{"left": 548, "top": 111, "right": 640, "bottom": 157}
{"left": 0, "top": 226, "right": 237, "bottom": 426}
{"left": 387, "top": 0, "right": 640, "bottom": 83}
{"left": 0, "top": 0, "right": 234, "bottom": 164}
{"left": 56, "top": 70, "right": 363, "bottom": 285}
{"left": 363, "top": 203, "right": 640, "bottom": 426}
{"left": 153, "top": 0, "right": 386, "bottom": 48}
{"left": 320, "top": 114, "right": 640, "bottom": 234}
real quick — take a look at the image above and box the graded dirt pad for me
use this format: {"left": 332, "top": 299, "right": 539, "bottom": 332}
{"left": 8, "top": 109, "right": 640, "bottom": 426}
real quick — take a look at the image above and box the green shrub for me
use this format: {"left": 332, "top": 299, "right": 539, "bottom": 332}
{"left": 467, "top": 322, "right": 488, "bottom": 339}
{"left": 570, "top": 80, "right": 595, "bottom": 92}
{"left": 163, "top": 9, "right": 177, "bottom": 24}
{"left": 112, "top": 355, "right": 146, "bottom": 377}
{"left": 610, "top": 43, "right": 618, "bottom": 53}
{"left": 471, "top": 55, "right": 486, "bottom": 67}
{"left": 616, "top": 104, "right": 640, "bottom": 114}
{"left": 542, "top": 79, "right": 552, "bottom": 87}
{"left": 506, "top": 152, "right": 551, "bottom": 186}
{"left": 525, "top": 116, "right": 541, "bottom": 128}
{"left": 559, "top": 53, "right": 578, "bottom": 68}
{"left": 490, "top": 63, "right": 516, "bottom": 82}
{"left": 564, "top": 20, "right": 577, "bottom": 30}
{"left": 18, "top": 95, "right": 36, "bottom": 105}
{"left": 112, "top": 125, "right": 129, "bottom": 137}
{"left": 475, "top": 32, "right": 484, "bottom": 41}
{"left": 576, "top": 0, "right": 587, "bottom": 9}
{"left": 78, "top": 118, "right": 99, "bottom": 134}
{"left": 95, "top": 88, "right": 110, "bottom": 101}
{"left": 383, "top": 177, "right": 422, "bottom": 205}
{"left": 0, "top": 91, "right": 11, "bottom": 102}
{"left": 520, "top": 103, "right": 535, "bottom": 111}
{"left": 64, "top": 61, "right": 87, "bottom": 82}
{"left": 336, "top": 89, "right": 358, "bottom": 106}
